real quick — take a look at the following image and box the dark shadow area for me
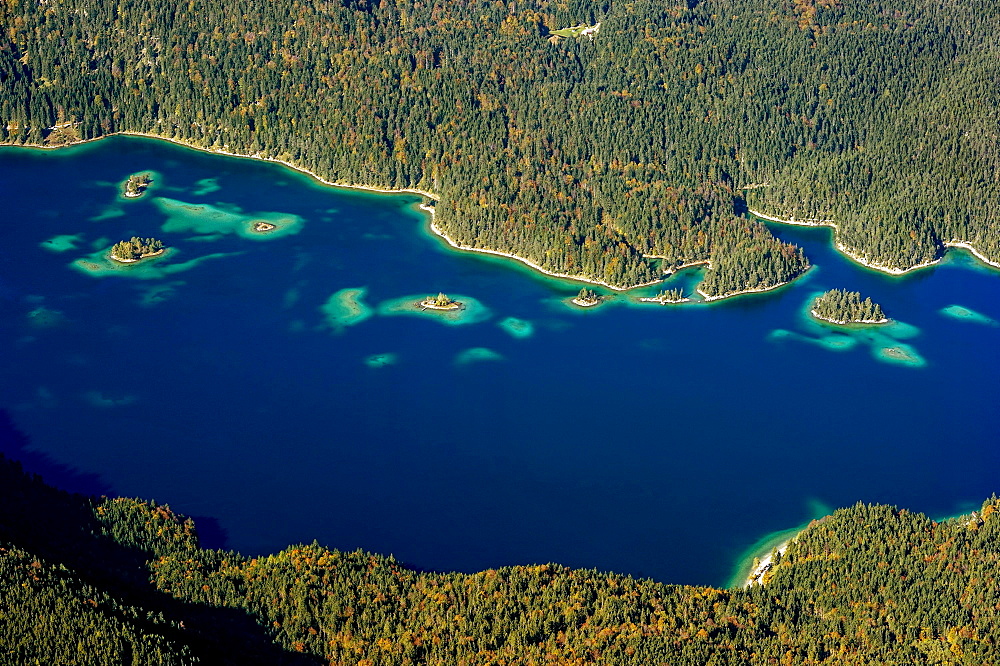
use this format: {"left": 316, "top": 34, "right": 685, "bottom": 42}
{"left": 0, "top": 419, "right": 323, "bottom": 665}
{"left": 733, "top": 195, "right": 748, "bottom": 218}
{"left": 0, "top": 408, "right": 113, "bottom": 497}
{"left": 186, "top": 513, "right": 229, "bottom": 550}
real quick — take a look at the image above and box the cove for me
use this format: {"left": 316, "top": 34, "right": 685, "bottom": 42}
{"left": 1, "top": 135, "right": 999, "bottom": 588}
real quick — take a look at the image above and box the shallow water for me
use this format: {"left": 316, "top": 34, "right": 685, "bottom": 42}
{"left": 2, "top": 136, "right": 999, "bottom": 587}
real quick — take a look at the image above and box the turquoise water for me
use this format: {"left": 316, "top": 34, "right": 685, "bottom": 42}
{"left": 2, "top": 136, "right": 999, "bottom": 586}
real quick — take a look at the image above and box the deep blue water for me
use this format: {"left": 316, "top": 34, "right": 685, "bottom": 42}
{"left": 2, "top": 135, "right": 998, "bottom": 587}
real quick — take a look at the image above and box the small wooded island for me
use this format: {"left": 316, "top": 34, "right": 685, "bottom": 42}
{"left": 420, "top": 292, "right": 462, "bottom": 310}
{"left": 251, "top": 221, "right": 277, "bottom": 233}
{"left": 639, "top": 287, "right": 687, "bottom": 305}
{"left": 811, "top": 289, "right": 888, "bottom": 325}
{"left": 109, "top": 237, "right": 165, "bottom": 263}
{"left": 571, "top": 287, "right": 602, "bottom": 307}
{"left": 122, "top": 173, "right": 152, "bottom": 198}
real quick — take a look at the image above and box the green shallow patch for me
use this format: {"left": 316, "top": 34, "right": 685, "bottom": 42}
{"left": 879, "top": 320, "right": 920, "bottom": 339}
{"left": 154, "top": 197, "right": 304, "bottom": 241}
{"left": 940, "top": 304, "right": 998, "bottom": 326}
{"left": 816, "top": 334, "right": 858, "bottom": 350}
{"left": 70, "top": 247, "right": 238, "bottom": 279}
{"left": 191, "top": 177, "right": 221, "bottom": 196}
{"left": 89, "top": 205, "right": 126, "bottom": 222}
{"left": 83, "top": 390, "right": 138, "bottom": 408}
{"left": 455, "top": 347, "right": 504, "bottom": 365}
{"left": 40, "top": 234, "right": 83, "bottom": 253}
{"left": 364, "top": 352, "right": 398, "bottom": 368}
{"left": 768, "top": 328, "right": 857, "bottom": 351}
{"left": 321, "top": 288, "right": 374, "bottom": 331}
{"left": 871, "top": 340, "right": 927, "bottom": 367}
{"left": 498, "top": 316, "right": 534, "bottom": 339}
{"left": 26, "top": 306, "right": 66, "bottom": 329}
{"left": 137, "top": 281, "right": 185, "bottom": 307}
{"left": 377, "top": 294, "right": 491, "bottom": 325}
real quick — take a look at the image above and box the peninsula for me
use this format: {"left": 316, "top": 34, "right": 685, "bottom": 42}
{"left": 810, "top": 289, "right": 888, "bottom": 325}
{"left": 638, "top": 287, "right": 688, "bottom": 305}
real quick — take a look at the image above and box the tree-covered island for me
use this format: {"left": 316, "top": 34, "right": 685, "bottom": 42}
{"left": 420, "top": 292, "right": 461, "bottom": 310}
{"left": 571, "top": 287, "right": 602, "bottom": 307}
{"left": 639, "top": 287, "right": 687, "bottom": 304}
{"left": 122, "top": 173, "right": 151, "bottom": 198}
{"left": 811, "top": 289, "right": 888, "bottom": 325}
{"left": 108, "top": 237, "right": 165, "bottom": 263}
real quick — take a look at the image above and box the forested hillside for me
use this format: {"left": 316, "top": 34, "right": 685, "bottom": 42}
{"left": 3, "top": 450, "right": 1000, "bottom": 664}
{"left": 3, "top": 0, "right": 996, "bottom": 293}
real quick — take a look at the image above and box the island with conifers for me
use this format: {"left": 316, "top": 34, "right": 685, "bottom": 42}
{"left": 811, "top": 289, "right": 888, "bottom": 325}
{"left": 121, "top": 173, "right": 152, "bottom": 198}
{"left": 108, "top": 237, "right": 166, "bottom": 264}
{"left": 420, "top": 292, "right": 462, "bottom": 311}
{"left": 638, "top": 287, "right": 688, "bottom": 305}
{"left": 571, "top": 287, "right": 602, "bottom": 307}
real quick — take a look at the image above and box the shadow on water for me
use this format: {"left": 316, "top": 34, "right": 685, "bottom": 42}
{"left": 185, "top": 513, "right": 230, "bottom": 550}
{"left": 0, "top": 408, "right": 113, "bottom": 497}
{"left": 0, "top": 410, "right": 313, "bottom": 664}
{"left": 0, "top": 409, "right": 230, "bottom": 549}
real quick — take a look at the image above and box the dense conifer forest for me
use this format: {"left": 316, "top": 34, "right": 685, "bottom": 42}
{"left": 3, "top": 447, "right": 1000, "bottom": 664}
{"left": 4, "top": 0, "right": 997, "bottom": 293}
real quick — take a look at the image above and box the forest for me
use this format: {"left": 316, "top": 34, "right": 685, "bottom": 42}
{"left": 3, "top": 446, "right": 1000, "bottom": 664}
{"left": 3, "top": 0, "right": 997, "bottom": 295}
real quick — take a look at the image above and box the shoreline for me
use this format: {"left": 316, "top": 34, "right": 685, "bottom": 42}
{"left": 2, "top": 131, "right": 658, "bottom": 293}
{"left": 108, "top": 247, "right": 166, "bottom": 264}
{"left": 745, "top": 540, "right": 791, "bottom": 587}
{"left": 809, "top": 309, "right": 889, "bottom": 326}
{"left": 748, "top": 207, "right": 1000, "bottom": 274}
{"left": 419, "top": 299, "right": 462, "bottom": 311}
{"left": 426, "top": 218, "right": 663, "bottom": 292}
{"left": 637, "top": 296, "right": 690, "bottom": 305}
{"left": 2, "top": 133, "right": 819, "bottom": 300}
{"left": 4, "top": 131, "right": 440, "bottom": 201}
{"left": 696, "top": 270, "right": 805, "bottom": 302}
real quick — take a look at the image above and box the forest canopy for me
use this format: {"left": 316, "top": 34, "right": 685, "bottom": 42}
{"left": 3, "top": 0, "right": 996, "bottom": 294}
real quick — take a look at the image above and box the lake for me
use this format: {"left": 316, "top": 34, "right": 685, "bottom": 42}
{"left": 2, "top": 135, "right": 998, "bottom": 587}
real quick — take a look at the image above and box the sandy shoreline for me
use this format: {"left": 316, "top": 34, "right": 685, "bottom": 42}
{"left": 108, "top": 247, "right": 166, "bottom": 264}
{"left": 809, "top": 309, "right": 889, "bottom": 326}
{"left": 696, "top": 269, "right": 806, "bottom": 302}
{"left": 426, "top": 218, "right": 662, "bottom": 292}
{"left": 745, "top": 540, "right": 791, "bottom": 587}
{"left": 748, "top": 207, "right": 1000, "bottom": 274}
